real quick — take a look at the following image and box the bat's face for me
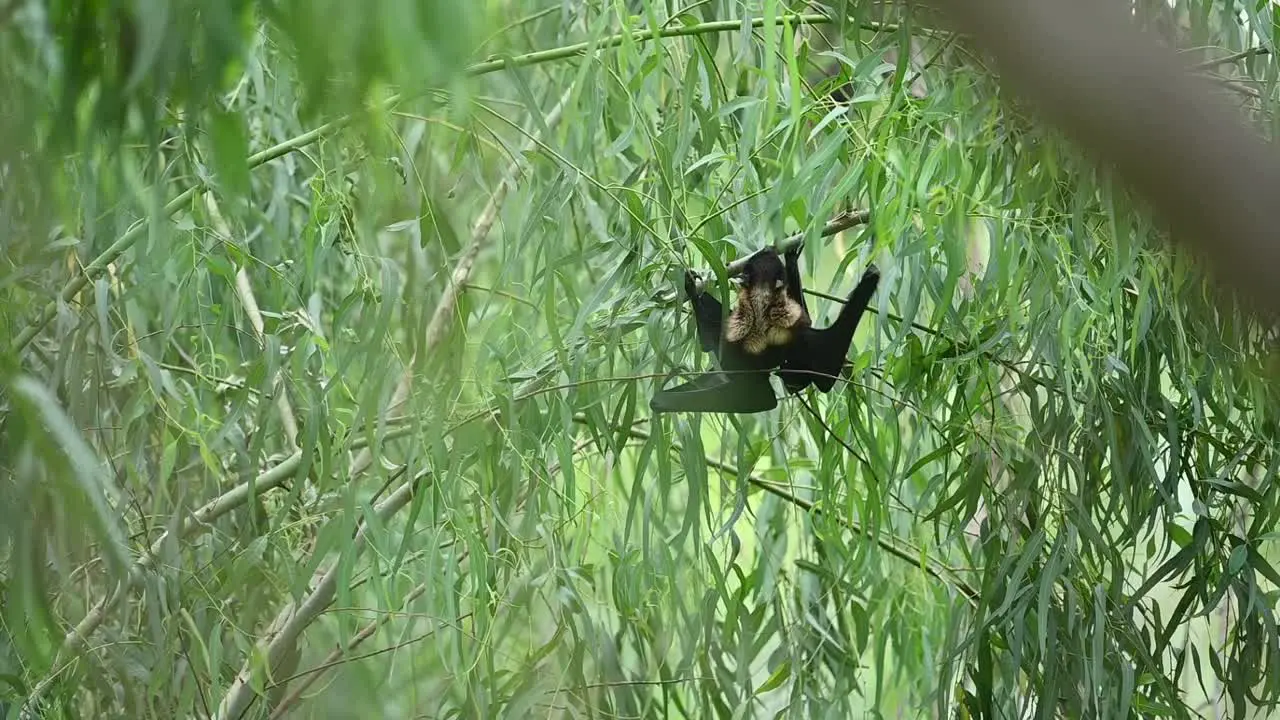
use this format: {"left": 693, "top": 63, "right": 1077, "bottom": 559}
{"left": 723, "top": 245, "right": 807, "bottom": 354}
{"left": 734, "top": 248, "right": 786, "bottom": 295}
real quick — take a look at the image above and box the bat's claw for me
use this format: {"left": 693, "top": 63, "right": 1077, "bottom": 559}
{"left": 784, "top": 239, "right": 804, "bottom": 260}
{"left": 683, "top": 269, "right": 704, "bottom": 299}
{"left": 863, "top": 263, "right": 880, "bottom": 280}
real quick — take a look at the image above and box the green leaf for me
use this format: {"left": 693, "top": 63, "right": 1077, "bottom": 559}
{"left": 207, "top": 107, "right": 251, "bottom": 198}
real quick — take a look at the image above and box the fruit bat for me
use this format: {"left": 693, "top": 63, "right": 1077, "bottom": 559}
{"left": 650, "top": 242, "right": 879, "bottom": 414}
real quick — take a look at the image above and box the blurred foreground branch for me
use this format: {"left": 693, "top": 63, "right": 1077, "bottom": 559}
{"left": 924, "top": 0, "right": 1280, "bottom": 319}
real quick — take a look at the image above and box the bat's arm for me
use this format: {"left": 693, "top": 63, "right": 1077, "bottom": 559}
{"left": 684, "top": 270, "right": 724, "bottom": 355}
{"left": 779, "top": 264, "right": 879, "bottom": 394}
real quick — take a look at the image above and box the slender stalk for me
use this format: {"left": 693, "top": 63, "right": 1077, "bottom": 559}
{"left": 704, "top": 208, "right": 871, "bottom": 283}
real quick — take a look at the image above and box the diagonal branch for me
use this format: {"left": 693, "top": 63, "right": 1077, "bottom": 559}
{"left": 702, "top": 208, "right": 871, "bottom": 286}
{"left": 214, "top": 88, "right": 572, "bottom": 720}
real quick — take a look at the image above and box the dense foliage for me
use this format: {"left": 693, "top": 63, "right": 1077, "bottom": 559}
{"left": 3, "top": 1, "right": 1280, "bottom": 718}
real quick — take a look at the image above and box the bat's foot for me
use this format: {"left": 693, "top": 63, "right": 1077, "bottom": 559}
{"left": 683, "top": 269, "right": 703, "bottom": 300}
{"left": 863, "top": 263, "right": 880, "bottom": 280}
{"left": 784, "top": 239, "right": 805, "bottom": 260}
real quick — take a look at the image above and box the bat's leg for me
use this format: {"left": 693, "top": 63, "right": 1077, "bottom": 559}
{"left": 649, "top": 371, "right": 778, "bottom": 414}
{"left": 780, "top": 264, "right": 880, "bottom": 394}
{"left": 684, "top": 270, "right": 724, "bottom": 355}
{"left": 782, "top": 241, "right": 810, "bottom": 317}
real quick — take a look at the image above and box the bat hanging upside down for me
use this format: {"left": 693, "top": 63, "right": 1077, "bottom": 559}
{"left": 649, "top": 242, "right": 879, "bottom": 414}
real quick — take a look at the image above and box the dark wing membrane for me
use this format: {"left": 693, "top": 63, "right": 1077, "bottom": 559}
{"left": 779, "top": 264, "right": 880, "bottom": 395}
{"left": 651, "top": 269, "right": 780, "bottom": 414}
{"left": 649, "top": 371, "right": 778, "bottom": 414}
{"left": 684, "top": 270, "right": 723, "bottom": 354}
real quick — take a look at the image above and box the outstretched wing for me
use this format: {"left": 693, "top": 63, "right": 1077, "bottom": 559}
{"left": 648, "top": 370, "right": 778, "bottom": 414}
{"left": 684, "top": 270, "right": 723, "bottom": 354}
{"left": 779, "top": 264, "right": 879, "bottom": 395}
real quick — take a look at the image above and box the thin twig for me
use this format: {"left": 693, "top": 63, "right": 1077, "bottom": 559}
{"left": 265, "top": 431, "right": 597, "bottom": 718}
{"left": 1189, "top": 46, "right": 1269, "bottom": 71}
{"left": 617, "top": 423, "right": 980, "bottom": 603}
{"left": 709, "top": 208, "right": 871, "bottom": 283}
{"left": 205, "top": 194, "right": 301, "bottom": 451}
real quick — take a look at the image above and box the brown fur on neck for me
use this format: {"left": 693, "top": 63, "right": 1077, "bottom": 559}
{"left": 724, "top": 285, "right": 808, "bottom": 355}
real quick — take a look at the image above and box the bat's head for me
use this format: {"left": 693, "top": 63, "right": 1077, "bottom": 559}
{"left": 724, "top": 246, "right": 806, "bottom": 343}
{"left": 731, "top": 247, "right": 786, "bottom": 295}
